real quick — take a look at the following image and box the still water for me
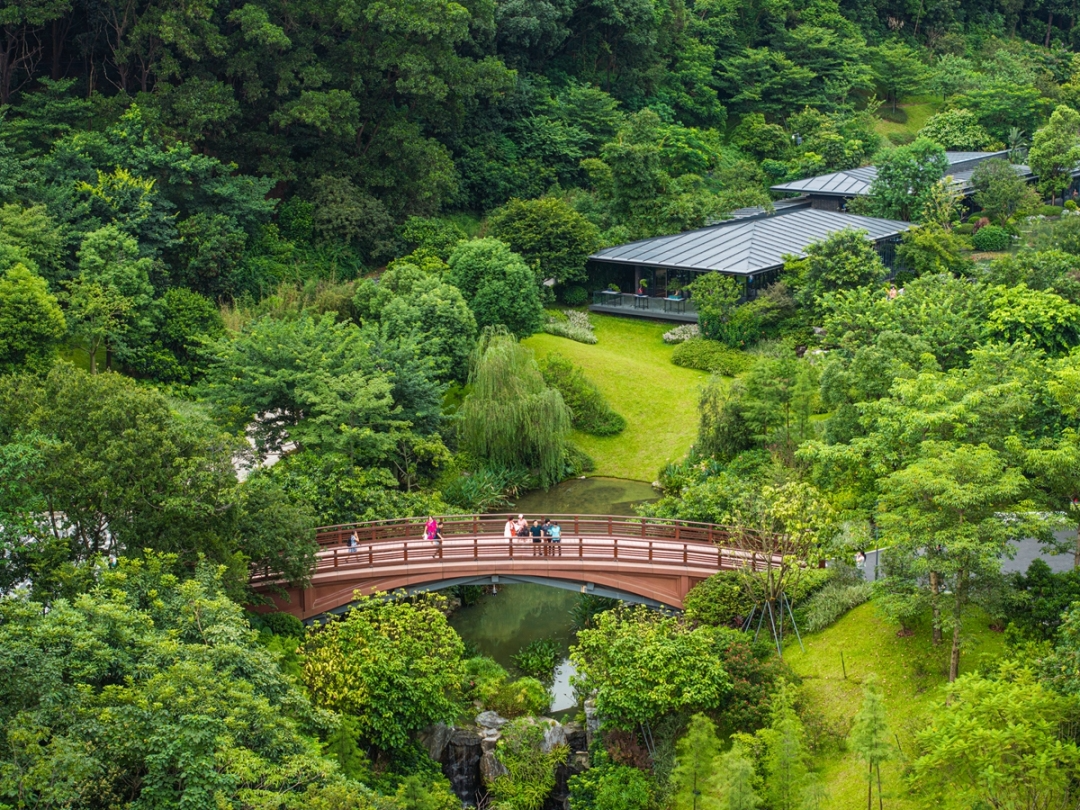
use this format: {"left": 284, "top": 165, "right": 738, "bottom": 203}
{"left": 446, "top": 477, "right": 658, "bottom": 714}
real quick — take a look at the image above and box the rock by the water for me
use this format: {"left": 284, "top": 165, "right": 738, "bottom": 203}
{"left": 476, "top": 710, "right": 509, "bottom": 730}
{"left": 419, "top": 723, "right": 453, "bottom": 762}
{"left": 584, "top": 699, "right": 600, "bottom": 748}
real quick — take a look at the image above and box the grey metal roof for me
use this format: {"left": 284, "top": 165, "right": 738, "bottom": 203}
{"left": 589, "top": 209, "right": 911, "bottom": 276}
{"left": 770, "top": 151, "right": 1016, "bottom": 197}
{"left": 726, "top": 198, "right": 811, "bottom": 219}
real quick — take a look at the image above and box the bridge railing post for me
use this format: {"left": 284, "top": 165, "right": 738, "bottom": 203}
{"left": 648, "top": 541, "right": 653, "bottom": 562}
{"left": 683, "top": 544, "right": 688, "bottom": 564}
{"left": 474, "top": 536, "right": 478, "bottom": 560}
{"left": 334, "top": 549, "right": 338, "bottom": 568}
{"left": 614, "top": 538, "right": 618, "bottom": 560}
{"left": 578, "top": 537, "right": 582, "bottom": 558}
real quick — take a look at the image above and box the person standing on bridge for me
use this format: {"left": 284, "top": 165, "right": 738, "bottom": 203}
{"left": 530, "top": 520, "right": 543, "bottom": 555}
{"left": 432, "top": 520, "right": 444, "bottom": 557}
{"left": 347, "top": 531, "right": 358, "bottom": 554}
{"left": 504, "top": 516, "right": 516, "bottom": 541}
{"left": 549, "top": 521, "right": 561, "bottom": 556}
{"left": 515, "top": 515, "right": 529, "bottom": 542}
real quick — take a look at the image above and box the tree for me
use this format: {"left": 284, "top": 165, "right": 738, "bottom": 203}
{"left": 917, "top": 108, "right": 991, "bottom": 150}
{"left": 1029, "top": 105, "right": 1080, "bottom": 204}
{"left": 672, "top": 713, "right": 722, "bottom": 810}
{"left": 488, "top": 197, "right": 601, "bottom": 286}
{"left": 848, "top": 675, "right": 891, "bottom": 810}
{"left": 570, "top": 606, "right": 732, "bottom": 728}
{"left": 0, "top": 554, "right": 372, "bottom": 809}
{"left": 0, "top": 263, "right": 65, "bottom": 373}
{"left": 447, "top": 238, "right": 544, "bottom": 339}
{"left": 715, "top": 744, "right": 761, "bottom": 810}
{"left": 785, "top": 229, "right": 886, "bottom": 313}
{"left": 63, "top": 225, "right": 154, "bottom": 373}
{"left": 459, "top": 327, "right": 571, "bottom": 486}
{"left": 987, "top": 283, "right": 1080, "bottom": 355}
{"left": 877, "top": 443, "right": 1030, "bottom": 681}
{"left": 971, "top": 158, "right": 1040, "bottom": 222}
{"left": 871, "top": 40, "right": 928, "bottom": 113}
{"left": 911, "top": 670, "right": 1080, "bottom": 809}
{"left": 866, "top": 139, "right": 948, "bottom": 222}
{"left": 758, "top": 680, "right": 814, "bottom": 810}
{"left": 568, "top": 758, "right": 653, "bottom": 810}
{"left": 132, "top": 287, "right": 225, "bottom": 383}
{"left": 689, "top": 273, "right": 745, "bottom": 343}
{"left": 895, "top": 226, "right": 974, "bottom": 277}
{"left": 302, "top": 592, "right": 465, "bottom": 752}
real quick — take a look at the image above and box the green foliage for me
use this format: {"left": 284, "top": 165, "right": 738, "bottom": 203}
{"left": 911, "top": 670, "right": 1080, "bottom": 810}
{"left": 971, "top": 224, "right": 1012, "bottom": 251}
{"left": 672, "top": 713, "right": 722, "bottom": 810}
{"left": 800, "top": 582, "right": 873, "bottom": 633}
{"left": 491, "top": 719, "right": 569, "bottom": 810}
{"left": 488, "top": 197, "right": 601, "bottom": 286}
{"left": 541, "top": 353, "right": 626, "bottom": 436}
{"left": 847, "top": 674, "right": 891, "bottom": 810}
{"left": 672, "top": 340, "right": 754, "bottom": 375}
{"left": 448, "top": 238, "right": 544, "bottom": 339}
{"left": 866, "top": 139, "right": 949, "bottom": 222}
{"left": 1029, "top": 105, "right": 1080, "bottom": 202}
{"left": 302, "top": 592, "right": 465, "bottom": 752}
{"left": 918, "top": 108, "right": 991, "bottom": 150}
{"left": 684, "top": 571, "right": 752, "bottom": 628}
{"left": 972, "top": 158, "right": 1041, "bottom": 222}
{"left": 463, "top": 656, "right": 551, "bottom": 718}
{"left": 460, "top": 327, "right": 572, "bottom": 487}
{"left": 0, "top": 263, "right": 65, "bottom": 373}
{"left": 568, "top": 758, "right": 652, "bottom": 810}
{"left": 1005, "top": 560, "right": 1080, "bottom": 640}
{"left": 570, "top": 606, "right": 731, "bottom": 727}
{"left": 543, "top": 309, "right": 598, "bottom": 344}
{"left": 896, "top": 226, "right": 974, "bottom": 277}
{"left": 785, "top": 229, "right": 887, "bottom": 313}
{"left": 562, "top": 285, "right": 589, "bottom": 306}
{"left": 511, "top": 638, "right": 561, "bottom": 683}
{"left": 987, "top": 283, "right": 1080, "bottom": 354}
{"left": 0, "top": 554, "right": 368, "bottom": 809}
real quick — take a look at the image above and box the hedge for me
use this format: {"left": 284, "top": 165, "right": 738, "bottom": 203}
{"left": 972, "top": 224, "right": 1011, "bottom": 251}
{"left": 671, "top": 338, "right": 754, "bottom": 375}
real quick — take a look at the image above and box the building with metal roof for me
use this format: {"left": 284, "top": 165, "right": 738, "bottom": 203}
{"left": 586, "top": 207, "right": 911, "bottom": 322}
{"left": 769, "top": 151, "right": 1034, "bottom": 209}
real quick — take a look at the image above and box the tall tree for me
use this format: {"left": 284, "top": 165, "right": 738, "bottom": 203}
{"left": 672, "top": 713, "right": 722, "bottom": 810}
{"left": 0, "top": 262, "right": 65, "bottom": 373}
{"left": 1029, "top": 105, "right": 1080, "bottom": 204}
{"left": 866, "top": 139, "right": 949, "bottom": 222}
{"left": 848, "top": 675, "right": 891, "bottom": 810}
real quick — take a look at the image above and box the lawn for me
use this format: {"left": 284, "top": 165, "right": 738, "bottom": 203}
{"left": 874, "top": 95, "right": 944, "bottom": 142}
{"left": 784, "top": 600, "right": 1007, "bottom": 809}
{"left": 523, "top": 314, "right": 709, "bottom": 481}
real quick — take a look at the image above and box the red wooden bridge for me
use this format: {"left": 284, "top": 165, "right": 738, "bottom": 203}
{"left": 251, "top": 514, "right": 780, "bottom": 620}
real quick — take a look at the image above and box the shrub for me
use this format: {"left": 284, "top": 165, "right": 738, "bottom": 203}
{"left": 972, "top": 224, "right": 1011, "bottom": 251}
{"left": 543, "top": 310, "right": 598, "bottom": 344}
{"left": 887, "top": 131, "right": 915, "bottom": 146}
{"left": 562, "top": 285, "right": 589, "bottom": 306}
{"left": 511, "top": 638, "right": 560, "bottom": 683}
{"left": 490, "top": 677, "right": 551, "bottom": 718}
{"left": 800, "top": 582, "right": 873, "bottom": 633}
{"left": 954, "top": 223, "right": 974, "bottom": 235}
{"left": 253, "top": 611, "right": 304, "bottom": 638}
{"left": 671, "top": 339, "right": 754, "bottom": 375}
{"left": 465, "top": 656, "right": 513, "bottom": 705}
{"left": 442, "top": 464, "right": 533, "bottom": 511}
{"left": 541, "top": 353, "right": 626, "bottom": 436}
{"left": 684, "top": 571, "right": 750, "bottom": 627}
{"left": 1038, "top": 205, "right": 1065, "bottom": 218}
{"left": 663, "top": 323, "right": 701, "bottom": 344}
{"left": 1067, "top": 200, "right": 1079, "bottom": 212}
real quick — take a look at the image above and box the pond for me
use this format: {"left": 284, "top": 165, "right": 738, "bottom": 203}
{"left": 446, "top": 477, "right": 658, "bottom": 714}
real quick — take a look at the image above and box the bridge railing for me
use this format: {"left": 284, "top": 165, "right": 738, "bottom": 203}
{"left": 314, "top": 514, "right": 765, "bottom": 549}
{"left": 250, "top": 532, "right": 783, "bottom": 585}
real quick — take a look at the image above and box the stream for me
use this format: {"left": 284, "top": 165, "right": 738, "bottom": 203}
{"left": 447, "top": 477, "right": 658, "bottom": 714}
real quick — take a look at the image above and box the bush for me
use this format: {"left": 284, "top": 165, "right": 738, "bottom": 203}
{"left": 252, "top": 611, "right": 304, "bottom": 638}
{"left": 954, "top": 223, "right": 974, "bottom": 235}
{"left": 800, "top": 582, "right": 873, "bottom": 633}
{"left": 543, "top": 310, "right": 598, "bottom": 344}
{"left": 562, "top": 285, "right": 589, "bottom": 306}
{"left": 512, "top": 638, "right": 560, "bottom": 683}
{"left": 541, "top": 353, "right": 626, "bottom": 436}
{"left": 490, "top": 677, "right": 551, "bottom": 718}
{"left": 887, "top": 131, "right": 915, "bottom": 145}
{"left": 684, "top": 571, "right": 750, "bottom": 627}
{"left": 442, "top": 464, "right": 533, "bottom": 511}
{"left": 972, "top": 224, "right": 1011, "bottom": 251}
{"left": 662, "top": 323, "right": 701, "bottom": 344}
{"left": 1067, "top": 200, "right": 1079, "bottom": 212}
{"left": 1038, "top": 205, "right": 1065, "bottom": 218}
{"left": 671, "top": 339, "right": 754, "bottom": 375}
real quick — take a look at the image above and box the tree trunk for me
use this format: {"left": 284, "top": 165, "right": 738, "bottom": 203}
{"left": 930, "top": 571, "right": 942, "bottom": 645}
{"left": 877, "top": 764, "right": 884, "bottom": 810}
{"left": 867, "top": 761, "right": 873, "bottom": 810}
{"left": 1046, "top": 11, "right": 1054, "bottom": 48}
{"left": 949, "top": 574, "right": 965, "bottom": 682}
{"left": 1074, "top": 522, "right": 1079, "bottom": 568}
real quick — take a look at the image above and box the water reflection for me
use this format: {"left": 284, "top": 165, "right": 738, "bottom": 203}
{"left": 446, "top": 477, "right": 658, "bottom": 714}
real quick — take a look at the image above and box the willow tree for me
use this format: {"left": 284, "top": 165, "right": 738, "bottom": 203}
{"left": 459, "top": 327, "right": 571, "bottom": 486}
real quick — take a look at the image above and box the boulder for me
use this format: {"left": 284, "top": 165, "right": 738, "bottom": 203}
{"left": 418, "top": 723, "right": 453, "bottom": 762}
{"left": 476, "top": 710, "right": 509, "bottom": 730}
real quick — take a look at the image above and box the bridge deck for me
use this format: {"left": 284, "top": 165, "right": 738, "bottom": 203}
{"left": 250, "top": 514, "right": 780, "bottom": 620}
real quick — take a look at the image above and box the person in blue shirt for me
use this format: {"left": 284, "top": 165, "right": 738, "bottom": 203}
{"left": 549, "top": 521, "right": 562, "bottom": 556}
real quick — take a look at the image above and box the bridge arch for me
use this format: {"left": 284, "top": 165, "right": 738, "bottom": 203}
{"left": 250, "top": 514, "right": 776, "bottom": 621}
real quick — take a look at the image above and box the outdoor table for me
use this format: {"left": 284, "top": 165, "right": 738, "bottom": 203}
{"left": 600, "top": 290, "right": 623, "bottom": 306}
{"left": 633, "top": 294, "right": 649, "bottom": 310}
{"left": 663, "top": 296, "right": 686, "bottom": 313}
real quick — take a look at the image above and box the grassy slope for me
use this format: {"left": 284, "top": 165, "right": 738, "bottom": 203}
{"left": 875, "top": 95, "right": 945, "bottom": 141}
{"left": 785, "top": 601, "right": 1007, "bottom": 809}
{"left": 523, "top": 314, "right": 708, "bottom": 481}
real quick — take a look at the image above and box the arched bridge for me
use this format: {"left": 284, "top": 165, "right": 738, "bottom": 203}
{"left": 250, "top": 514, "right": 780, "bottom": 621}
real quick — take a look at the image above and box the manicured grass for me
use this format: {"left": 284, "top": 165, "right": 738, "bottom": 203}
{"left": 875, "top": 95, "right": 945, "bottom": 142}
{"left": 784, "top": 600, "right": 1007, "bottom": 809}
{"left": 523, "top": 314, "right": 709, "bottom": 481}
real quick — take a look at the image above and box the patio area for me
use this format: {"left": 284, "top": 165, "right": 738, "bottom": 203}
{"left": 588, "top": 290, "right": 698, "bottom": 323}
